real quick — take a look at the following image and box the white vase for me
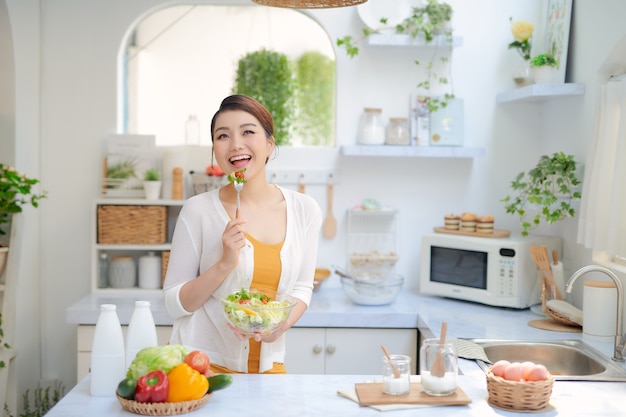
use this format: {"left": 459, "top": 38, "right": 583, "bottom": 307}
{"left": 532, "top": 66, "right": 558, "bottom": 84}
{"left": 513, "top": 60, "right": 533, "bottom": 87}
{"left": 143, "top": 181, "right": 162, "bottom": 200}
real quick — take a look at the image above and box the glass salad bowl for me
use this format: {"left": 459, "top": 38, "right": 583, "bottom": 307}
{"left": 221, "top": 289, "right": 297, "bottom": 335}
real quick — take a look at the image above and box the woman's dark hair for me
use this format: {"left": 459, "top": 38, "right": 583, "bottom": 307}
{"left": 210, "top": 95, "right": 275, "bottom": 143}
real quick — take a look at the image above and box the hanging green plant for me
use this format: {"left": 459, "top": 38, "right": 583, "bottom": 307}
{"left": 336, "top": 0, "right": 455, "bottom": 114}
{"left": 501, "top": 152, "right": 582, "bottom": 236}
{"left": 232, "top": 49, "right": 296, "bottom": 146}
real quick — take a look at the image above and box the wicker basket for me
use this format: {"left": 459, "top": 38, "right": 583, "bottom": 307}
{"left": 190, "top": 172, "right": 228, "bottom": 195}
{"left": 116, "top": 393, "right": 212, "bottom": 416}
{"left": 98, "top": 205, "right": 167, "bottom": 244}
{"left": 161, "top": 250, "right": 170, "bottom": 287}
{"left": 486, "top": 370, "right": 554, "bottom": 411}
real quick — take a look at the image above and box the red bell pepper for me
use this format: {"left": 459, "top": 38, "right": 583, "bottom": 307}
{"left": 134, "top": 370, "right": 169, "bottom": 403}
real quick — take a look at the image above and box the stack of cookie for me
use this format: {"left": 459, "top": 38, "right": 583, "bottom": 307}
{"left": 476, "top": 214, "right": 495, "bottom": 234}
{"left": 460, "top": 212, "right": 478, "bottom": 232}
{"left": 444, "top": 214, "right": 461, "bottom": 230}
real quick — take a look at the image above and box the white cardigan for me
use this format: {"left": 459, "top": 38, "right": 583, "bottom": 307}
{"left": 163, "top": 185, "right": 322, "bottom": 373}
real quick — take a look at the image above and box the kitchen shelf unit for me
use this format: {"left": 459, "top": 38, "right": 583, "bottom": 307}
{"left": 366, "top": 33, "right": 463, "bottom": 48}
{"left": 92, "top": 198, "right": 184, "bottom": 294}
{"left": 341, "top": 145, "right": 485, "bottom": 158}
{"left": 496, "top": 83, "right": 585, "bottom": 104}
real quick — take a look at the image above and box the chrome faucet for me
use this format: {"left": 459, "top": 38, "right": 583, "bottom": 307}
{"left": 565, "top": 265, "right": 625, "bottom": 362}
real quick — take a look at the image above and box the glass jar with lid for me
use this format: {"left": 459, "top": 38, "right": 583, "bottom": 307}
{"left": 385, "top": 118, "right": 410, "bottom": 145}
{"left": 357, "top": 108, "right": 385, "bottom": 145}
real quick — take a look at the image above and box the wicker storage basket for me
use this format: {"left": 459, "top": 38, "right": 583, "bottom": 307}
{"left": 98, "top": 205, "right": 167, "bottom": 244}
{"left": 486, "top": 370, "right": 554, "bottom": 411}
{"left": 116, "top": 393, "right": 212, "bottom": 416}
{"left": 161, "top": 250, "right": 170, "bottom": 287}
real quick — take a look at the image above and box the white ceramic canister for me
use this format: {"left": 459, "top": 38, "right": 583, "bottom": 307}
{"left": 583, "top": 280, "right": 617, "bottom": 341}
{"left": 90, "top": 304, "right": 125, "bottom": 397}
{"left": 138, "top": 252, "right": 162, "bottom": 289}
{"left": 108, "top": 256, "right": 136, "bottom": 288}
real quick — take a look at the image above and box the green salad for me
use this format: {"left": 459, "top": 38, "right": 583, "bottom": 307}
{"left": 223, "top": 288, "right": 293, "bottom": 335}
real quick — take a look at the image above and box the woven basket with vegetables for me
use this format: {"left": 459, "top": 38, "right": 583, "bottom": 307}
{"left": 116, "top": 345, "right": 232, "bottom": 416}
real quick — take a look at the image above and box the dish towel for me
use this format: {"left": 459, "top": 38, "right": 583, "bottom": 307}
{"left": 453, "top": 339, "right": 491, "bottom": 364}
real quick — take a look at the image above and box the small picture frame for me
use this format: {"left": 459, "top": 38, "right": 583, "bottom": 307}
{"left": 543, "top": 0, "right": 573, "bottom": 83}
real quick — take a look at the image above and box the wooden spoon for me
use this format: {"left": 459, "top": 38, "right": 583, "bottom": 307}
{"left": 381, "top": 345, "right": 401, "bottom": 378}
{"left": 322, "top": 179, "right": 337, "bottom": 238}
{"left": 430, "top": 321, "right": 448, "bottom": 378}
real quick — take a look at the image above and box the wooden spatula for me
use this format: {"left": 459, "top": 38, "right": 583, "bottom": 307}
{"left": 531, "top": 244, "right": 563, "bottom": 300}
{"left": 322, "top": 180, "right": 337, "bottom": 238}
{"left": 430, "top": 322, "right": 448, "bottom": 378}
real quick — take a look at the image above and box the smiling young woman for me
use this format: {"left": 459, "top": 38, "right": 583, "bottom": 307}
{"left": 163, "top": 95, "right": 323, "bottom": 374}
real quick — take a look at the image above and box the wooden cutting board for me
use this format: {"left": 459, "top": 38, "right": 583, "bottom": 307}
{"left": 434, "top": 227, "right": 511, "bottom": 238}
{"left": 354, "top": 383, "right": 471, "bottom": 406}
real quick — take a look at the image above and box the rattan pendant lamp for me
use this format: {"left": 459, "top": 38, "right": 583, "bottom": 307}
{"left": 252, "top": 0, "right": 367, "bottom": 8}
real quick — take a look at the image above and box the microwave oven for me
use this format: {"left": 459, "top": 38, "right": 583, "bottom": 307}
{"left": 419, "top": 232, "right": 562, "bottom": 309}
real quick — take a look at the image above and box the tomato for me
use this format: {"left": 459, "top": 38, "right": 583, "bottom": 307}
{"left": 205, "top": 164, "right": 224, "bottom": 176}
{"left": 234, "top": 171, "right": 245, "bottom": 179}
{"left": 185, "top": 350, "right": 210, "bottom": 374}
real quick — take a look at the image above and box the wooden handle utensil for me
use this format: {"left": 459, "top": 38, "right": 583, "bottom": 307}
{"left": 381, "top": 345, "right": 401, "bottom": 378}
{"left": 430, "top": 322, "right": 448, "bottom": 378}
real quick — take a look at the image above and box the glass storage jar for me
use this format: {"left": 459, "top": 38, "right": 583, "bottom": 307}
{"left": 357, "top": 108, "right": 385, "bottom": 145}
{"left": 385, "top": 118, "right": 410, "bottom": 145}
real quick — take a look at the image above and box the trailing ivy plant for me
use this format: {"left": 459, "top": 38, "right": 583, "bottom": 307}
{"left": 294, "top": 51, "right": 336, "bottom": 146}
{"left": 232, "top": 49, "right": 296, "bottom": 146}
{"left": 336, "top": 0, "right": 455, "bottom": 113}
{"left": 501, "top": 152, "right": 582, "bottom": 236}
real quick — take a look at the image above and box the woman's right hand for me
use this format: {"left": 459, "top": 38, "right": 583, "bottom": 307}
{"left": 221, "top": 218, "right": 247, "bottom": 269}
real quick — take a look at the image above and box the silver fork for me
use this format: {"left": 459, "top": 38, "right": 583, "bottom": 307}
{"left": 234, "top": 181, "right": 244, "bottom": 218}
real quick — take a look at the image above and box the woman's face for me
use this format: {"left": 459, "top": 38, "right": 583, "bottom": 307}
{"left": 212, "top": 109, "right": 274, "bottom": 179}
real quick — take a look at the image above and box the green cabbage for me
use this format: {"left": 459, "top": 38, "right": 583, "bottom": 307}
{"left": 126, "top": 344, "right": 189, "bottom": 379}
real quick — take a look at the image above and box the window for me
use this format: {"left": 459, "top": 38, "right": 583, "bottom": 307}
{"left": 119, "top": 5, "right": 336, "bottom": 147}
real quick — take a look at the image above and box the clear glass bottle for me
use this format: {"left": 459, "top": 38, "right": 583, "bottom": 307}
{"left": 385, "top": 118, "right": 410, "bottom": 145}
{"left": 357, "top": 108, "right": 385, "bottom": 145}
{"left": 98, "top": 253, "right": 109, "bottom": 288}
{"left": 90, "top": 304, "right": 125, "bottom": 397}
{"left": 125, "top": 300, "right": 158, "bottom": 368}
{"left": 185, "top": 114, "right": 201, "bottom": 146}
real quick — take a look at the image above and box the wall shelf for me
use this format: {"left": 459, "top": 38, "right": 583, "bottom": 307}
{"left": 366, "top": 33, "right": 463, "bottom": 47}
{"left": 340, "top": 145, "right": 484, "bottom": 158}
{"left": 496, "top": 83, "right": 585, "bottom": 103}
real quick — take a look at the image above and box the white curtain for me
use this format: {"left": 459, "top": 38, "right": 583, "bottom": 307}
{"left": 578, "top": 78, "right": 626, "bottom": 255}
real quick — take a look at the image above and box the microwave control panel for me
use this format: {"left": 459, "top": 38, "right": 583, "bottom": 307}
{"left": 498, "top": 257, "right": 516, "bottom": 296}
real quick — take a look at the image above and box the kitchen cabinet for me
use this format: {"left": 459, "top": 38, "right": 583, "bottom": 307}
{"left": 496, "top": 83, "right": 585, "bottom": 103}
{"left": 92, "top": 199, "right": 183, "bottom": 294}
{"left": 76, "top": 325, "right": 172, "bottom": 380}
{"left": 284, "top": 328, "right": 418, "bottom": 375}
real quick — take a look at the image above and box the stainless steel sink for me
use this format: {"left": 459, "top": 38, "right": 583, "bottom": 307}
{"left": 467, "top": 338, "right": 626, "bottom": 381}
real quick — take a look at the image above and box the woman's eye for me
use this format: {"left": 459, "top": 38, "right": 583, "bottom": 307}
{"left": 243, "top": 129, "right": 255, "bottom": 136}
{"left": 216, "top": 133, "right": 229, "bottom": 140}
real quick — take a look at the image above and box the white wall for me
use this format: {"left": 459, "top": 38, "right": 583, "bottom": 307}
{"left": 5, "top": 0, "right": 626, "bottom": 402}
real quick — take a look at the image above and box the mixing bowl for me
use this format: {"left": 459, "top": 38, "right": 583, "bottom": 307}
{"left": 340, "top": 274, "right": 404, "bottom": 306}
{"left": 222, "top": 289, "right": 297, "bottom": 335}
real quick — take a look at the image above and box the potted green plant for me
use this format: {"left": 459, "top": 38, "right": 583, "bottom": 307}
{"left": 501, "top": 152, "right": 582, "bottom": 236}
{"left": 530, "top": 53, "right": 558, "bottom": 84}
{"left": 232, "top": 49, "right": 296, "bottom": 146}
{"left": 142, "top": 168, "right": 162, "bottom": 201}
{"left": 337, "top": 0, "right": 455, "bottom": 114}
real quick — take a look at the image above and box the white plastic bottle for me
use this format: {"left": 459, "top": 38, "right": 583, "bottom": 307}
{"left": 90, "top": 304, "right": 125, "bottom": 397}
{"left": 125, "top": 300, "right": 158, "bottom": 368}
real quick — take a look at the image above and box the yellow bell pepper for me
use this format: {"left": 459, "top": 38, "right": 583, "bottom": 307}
{"left": 166, "top": 363, "right": 209, "bottom": 402}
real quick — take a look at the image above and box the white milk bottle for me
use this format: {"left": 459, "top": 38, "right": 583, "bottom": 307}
{"left": 90, "top": 304, "right": 125, "bottom": 396}
{"left": 125, "top": 300, "right": 158, "bottom": 368}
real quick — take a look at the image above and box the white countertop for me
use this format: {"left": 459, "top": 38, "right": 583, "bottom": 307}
{"left": 61, "top": 287, "right": 626, "bottom": 416}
